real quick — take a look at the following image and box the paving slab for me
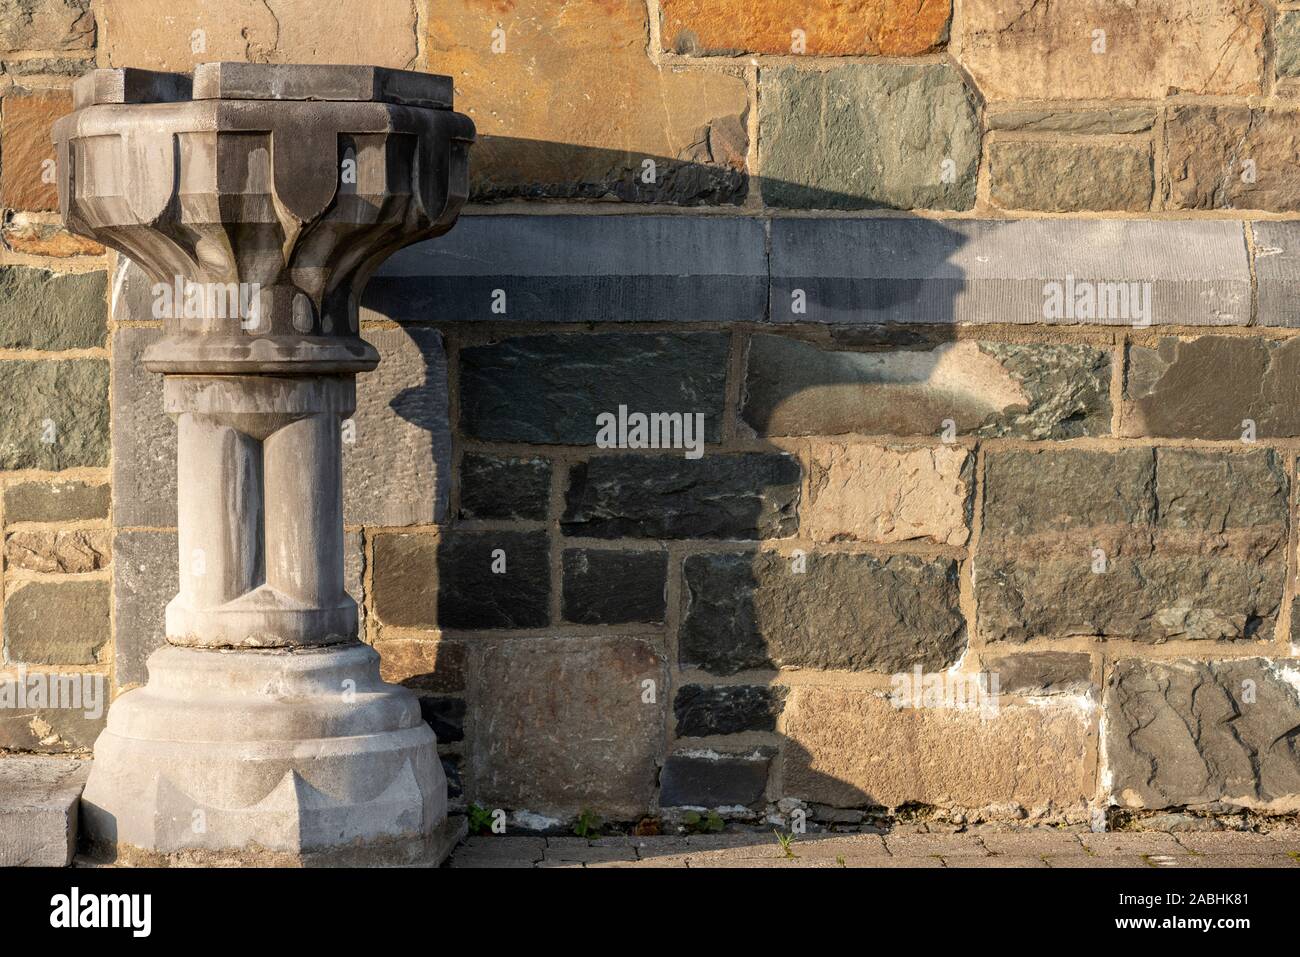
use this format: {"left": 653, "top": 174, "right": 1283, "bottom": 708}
{"left": 0, "top": 756, "right": 90, "bottom": 866}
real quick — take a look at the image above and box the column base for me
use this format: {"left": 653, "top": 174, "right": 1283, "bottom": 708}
{"left": 80, "top": 642, "right": 451, "bottom": 867}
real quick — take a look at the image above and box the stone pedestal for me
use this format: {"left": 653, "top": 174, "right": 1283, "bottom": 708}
{"left": 53, "top": 62, "right": 474, "bottom": 865}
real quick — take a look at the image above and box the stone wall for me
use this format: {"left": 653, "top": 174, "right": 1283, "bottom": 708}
{"left": 3, "top": 0, "right": 1300, "bottom": 830}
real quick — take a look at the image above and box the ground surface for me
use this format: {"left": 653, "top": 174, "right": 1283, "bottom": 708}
{"left": 447, "top": 827, "right": 1300, "bottom": 868}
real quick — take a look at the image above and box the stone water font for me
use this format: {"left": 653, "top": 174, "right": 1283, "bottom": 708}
{"left": 54, "top": 62, "right": 474, "bottom": 863}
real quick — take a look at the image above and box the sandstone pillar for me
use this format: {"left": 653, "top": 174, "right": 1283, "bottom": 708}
{"left": 53, "top": 62, "right": 474, "bottom": 864}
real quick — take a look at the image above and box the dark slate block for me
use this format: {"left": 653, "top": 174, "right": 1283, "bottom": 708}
{"left": 561, "top": 548, "right": 667, "bottom": 624}
{"left": 980, "top": 652, "right": 1093, "bottom": 696}
{"left": 365, "top": 215, "right": 767, "bottom": 324}
{"left": 111, "top": 327, "right": 175, "bottom": 527}
{"left": 419, "top": 696, "right": 466, "bottom": 743}
{"left": 460, "top": 332, "right": 729, "bottom": 445}
{"left": 769, "top": 218, "right": 1249, "bottom": 326}
{"left": 681, "top": 551, "right": 965, "bottom": 675}
{"left": 659, "top": 752, "right": 771, "bottom": 808}
{"left": 459, "top": 453, "right": 552, "bottom": 521}
{"left": 673, "top": 684, "right": 786, "bottom": 736}
{"left": 562, "top": 454, "right": 800, "bottom": 540}
{"left": 437, "top": 530, "right": 551, "bottom": 630}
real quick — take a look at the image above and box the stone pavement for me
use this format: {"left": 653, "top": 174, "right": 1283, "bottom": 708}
{"left": 447, "top": 828, "right": 1300, "bottom": 868}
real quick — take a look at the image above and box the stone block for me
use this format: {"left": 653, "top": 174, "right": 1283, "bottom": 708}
{"left": 0, "top": 89, "right": 70, "bottom": 211}
{"left": 460, "top": 332, "right": 728, "bottom": 445}
{"left": 1165, "top": 105, "right": 1300, "bottom": 211}
{"left": 659, "top": 0, "right": 951, "bottom": 56}
{"left": 343, "top": 327, "right": 450, "bottom": 526}
{"left": 743, "top": 335, "right": 1111, "bottom": 439}
{"left": 1105, "top": 658, "right": 1300, "bottom": 810}
{"left": 3, "top": 580, "right": 108, "bottom": 665}
{"left": 111, "top": 529, "right": 176, "bottom": 689}
{"left": 1245, "top": 222, "right": 1300, "bottom": 326}
{"left": 976, "top": 448, "right": 1288, "bottom": 642}
{"left": 561, "top": 548, "right": 667, "bottom": 625}
{"left": 989, "top": 141, "right": 1153, "bottom": 212}
{"left": 673, "top": 684, "right": 786, "bottom": 737}
{"left": 562, "top": 453, "right": 800, "bottom": 540}
{"left": 110, "top": 327, "right": 174, "bottom": 526}
{"left": 98, "top": 0, "right": 418, "bottom": 71}
{"left": 759, "top": 63, "right": 978, "bottom": 210}
{"left": 1121, "top": 336, "right": 1300, "bottom": 437}
{"left": 0, "top": 359, "right": 107, "bottom": 470}
{"left": 768, "top": 218, "right": 1250, "bottom": 326}
{"left": 681, "top": 551, "right": 965, "bottom": 674}
{"left": 1, "top": 216, "right": 103, "bottom": 257}
{"left": 369, "top": 216, "right": 767, "bottom": 324}
{"left": 0, "top": 0, "right": 94, "bottom": 53}
{"left": 1278, "top": 11, "right": 1300, "bottom": 79}
{"left": 781, "top": 687, "right": 1093, "bottom": 810}
{"left": 2, "top": 480, "right": 107, "bottom": 524}
{"left": 0, "top": 267, "right": 106, "bottom": 350}
{"left": 425, "top": 1, "right": 748, "bottom": 203}
{"left": 985, "top": 107, "right": 1156, "bottom": 134}
{"left": 374, "top": 638, "right": 466, "bottom": 694}
{"left": 466, "top": 636, "right": 667, "bottom": 818}
{"left": 803, "top": 442, "right": 971, "bottom": 546}
{"left": 0, "top": 677, "right": 105, "bottom": 752}
{"left": 659, "top": 751, "right": 771, "bottom": 808}
{"left": 3, "top": 528, "right": 109, "bottom": 573}
{"left": 458, "top": 453, "right": 551, "bottom": 521}
{"left": 981, "top": 652, "right": 1093, "bottom": 696}
{"left": 0, "top": 757, "right": 90, "bottom": 867}
{"left": 952, "top": 0, "right": 1266, "bottom": 100}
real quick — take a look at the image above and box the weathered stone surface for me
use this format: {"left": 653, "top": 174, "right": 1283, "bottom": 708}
{"left": 1165, "top": 105, "right": 1300, "bottom": 211}
{"left": 3, "top": 580, "right": 107, "bottom": 664}
{"left": 98, "top": 0, "right": 418, "bottom": 71}
{"left": 0, "top": 89, "right": 69, "bottom": 211}
{"left": 782, "top": 687, "right": 1092, "bottom": 810}
{"left": 369, "top": 215, "right": 767, "bottom": 325}
{"left": 426, "top": 0, "right": 747, "bottom": 203}
{"left": 0, "top": 757, "right": 90, "bottom": 867}
{"left": 0, "top": 687, "right": 103, "bottom": 753}
{"left": 1253, "top": 221, "right": 1300, "bottom": 326}
{"left": 1279, "top": 12, "right": 1300, "bottom": 79}
{"left": 989, "top": 141, "right": 1153, "bottom": 212}
{"left": 343, "top": 327, "right": 450, "bottom": 526}
{"left": 953, "top": 0, "right": 1267, "bottom": 100}
{"left": 1105, "top": 658, "right": 1300, "bottom": 811}
{"left": 981, "top": 652, "right": 1093, "bottom": 696}
{"left": 659, "top": 0, "right": 951, "bottom": 56}
{"left": 466, "top": 636, "right": 667, "bottom": 818}
{"left": 110, "top": 530, "right": 175, "bottom": 689}
{"left": 681, "top": 551, "right": 964, "bottom": 674}
{"left": 0, "top": 0, "right": 94, "bottom": 52}
{"left": 1, "top": 216, "right": 102, "bottom": 256}
{"left": 659, "top": 751, "right": 771, "bottom": 808}
{"left": 460, "top": 333, "right": 728, "bottom": 445}
{"left": 985, "top": 107, "right": 1156, "bottom": 134}
{"left": 563, "top": 454, "right": 800, "bottom": 540}
{"left": 804, "top": 443, "right": 971, "bottom": 546}
{"left": 674, "top": 684, "right": 785, "bottom": 737}
{"left": 459, "top": 453, "right": 551, "bottom": 521}
{"left": 375, "top": 638, "right": 466, "bottom": 694}
{"left": 109, "top": 327, "right": 173, "bottom": 526}
{"left": 977, "top": 448, "right": 1288, "bottom": 642}
{"left": 744, "top": 335, "right": 1111, "bottom": 439}
{"left": 372, "top": 530, "right": 551, "bottom": 630}
{"left": 345, "top": 529, "right": 364, "bottom": 638}
{"left": 3, "top": 528, "right": 108, "bottom": 573}
{"left": 769, "top": 218, "right": 1251, "bottom": 326}
{"left": 562, "top": 548, "right": 667, "bottom": 625}
{"left": 2, "top": 480, "right": 107, "bottom": 524}
{"left": 0, "top": 268, "right": 104, "bottom": 350}
{"left": 1121, "top": 337, "right": 1300, "bottom": 438}
{"left": 760, "top": 63, "right": 979, "bottom": 210}
{"left": 0, "top": 359, "right": 107, "bottom": 470}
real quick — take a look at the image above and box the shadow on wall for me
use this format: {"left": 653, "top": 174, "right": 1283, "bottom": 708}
{"left": 366, "top": 142, "right": 1064, "bottom": 838}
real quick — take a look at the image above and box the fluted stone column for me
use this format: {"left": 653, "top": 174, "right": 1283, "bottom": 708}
{"left": 53, "top": 62, "right": 474, "bottom": 864}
